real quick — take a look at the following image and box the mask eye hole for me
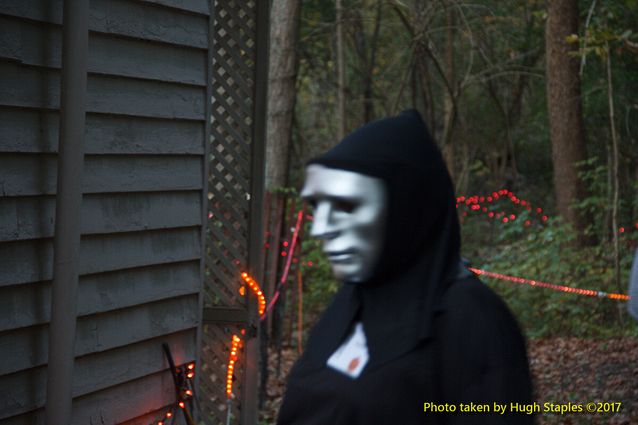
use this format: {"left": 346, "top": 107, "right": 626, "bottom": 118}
{"left": 334, "top": 200, "right": 356, "bottom": 213}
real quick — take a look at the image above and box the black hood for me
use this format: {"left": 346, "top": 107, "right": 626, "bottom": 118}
{"left": 303, "top": 110, "right": 462, "bottom": 370}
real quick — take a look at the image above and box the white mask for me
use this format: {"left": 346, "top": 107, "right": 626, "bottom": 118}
{"left": 301, "top": 165, "right": 387, "bottom": 283}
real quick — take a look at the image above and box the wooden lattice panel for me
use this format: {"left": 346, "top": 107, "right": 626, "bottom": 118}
{"left": 206, "top": 0, "right": 257, "bottom": 308}
{"left": 201, "top": 1, "right": 259, "bottom": 424}
{"left": 200, "top": 324, "right": 246, "bottom": 425}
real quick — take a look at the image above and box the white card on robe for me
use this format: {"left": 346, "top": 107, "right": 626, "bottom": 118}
{"left": 326, "top": 322, "right": 369, "bottom": 379}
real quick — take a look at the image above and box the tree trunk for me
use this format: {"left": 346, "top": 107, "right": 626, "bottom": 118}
{"left": 605, "top": 42, "right": 623, "bottom": 323}
{"left": 262, "top": 0, "right": 300, "bottom": 407}
{"left": 362, "top": 0, "right": 382, "bottom": 124}
{"left": 265, "top": 0, "right": 300, "bottom": 191}
{"left": 545, "top": 0, "right": 591, "bottom": 245}
{"left": 442, "top": 3, "right": 456, "bottom": 182}
{"left": 264, "top": 0, "right": 300, "bottom": 330}
{"left": 336, "top": 0, "right": 346, "bottom": 139}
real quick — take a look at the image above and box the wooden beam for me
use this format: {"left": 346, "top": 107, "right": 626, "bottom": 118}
{"left": 202, "top": 307, "right": 249, "bottom": 324}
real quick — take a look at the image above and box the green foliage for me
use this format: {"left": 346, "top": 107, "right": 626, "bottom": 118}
{"left": 269, "top": 186, "right": 299, "bottom": 196}
{"left": 578, "top": 1, "right": 638, "bottom": 167}
{"left": 573, "top": 157, "right": 611, "bottom": 239}
{"left": 298, "top": 222, "right": 339, "bottom": 317}
{"left": 573, "top": 157, "right": 637, "bottom": 242}
{"left": 463, "top": 211, "right": 638, "bottom": 338}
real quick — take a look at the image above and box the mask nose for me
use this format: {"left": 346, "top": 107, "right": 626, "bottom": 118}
{"left": 310, "top": 202, "right": 338, "bottom": 240}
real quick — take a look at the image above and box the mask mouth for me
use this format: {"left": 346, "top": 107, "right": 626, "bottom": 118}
{"left": 325, "top": 249, "right": 357, "bottom": 263}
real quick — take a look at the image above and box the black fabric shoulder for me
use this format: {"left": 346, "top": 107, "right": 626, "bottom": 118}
{"left": 432, "top": 276, "right": 534, "bottom": 424}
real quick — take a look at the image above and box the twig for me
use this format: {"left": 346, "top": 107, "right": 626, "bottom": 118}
{"left": 605, "top": 41, "right": 623, "bottom": 324}
{"left": 580, "top": 0, "right": 598, "bottom": 76}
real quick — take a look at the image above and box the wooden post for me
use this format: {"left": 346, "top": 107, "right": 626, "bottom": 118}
{"left": 241, "top": 0, "right": 269, "bottom": 423}
{"left": 45, "top": 1, "right": 89, "bottom": 423}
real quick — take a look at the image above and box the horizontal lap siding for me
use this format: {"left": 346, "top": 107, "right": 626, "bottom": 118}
{"left": 0, "top": 192, "right": 202, "bottom": 242}
{"left": 0, "top": 0, "right": 209, "bottom": 423}
{"left": 2, "top": 371, "right": 185, "bottom": 425}
{"left": 0, "top": 62, "right": 206, "bottom": 120}
{"left": 0, "top": 261, "right": 201, "bottom": 332}
{"left": 0, "top": 110, "right": 205, "bottom": 154}
{"left": 0, "top": 227, "right": 201, "bottom": 289}
{"left": 0, "top": 295, "right": 199, "bottom": 379}
{"left": 137, "top": 0, "right": 211, "bottom": 16}
{"left": 1, "top": 0, "right": 208, "bottom": 48}
{"left": 0, "top": 15, "right": 207, "bottom": 86}
{"left": 0, "top": 154, "right": 203, "bottom": 196}
{"left": 0, "top": 328, "right": 197, "bottom": 419}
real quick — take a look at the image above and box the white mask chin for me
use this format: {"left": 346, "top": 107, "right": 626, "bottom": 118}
{"left": 301, "top": 164, "right": 387, "bottom": 283}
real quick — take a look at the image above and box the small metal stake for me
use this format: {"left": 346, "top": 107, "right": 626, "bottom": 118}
{"left": 162, "top": 343, "right": 197, "bottom": 425}
{"left": 226, "top": 398, "right": 232, "bottom": 425}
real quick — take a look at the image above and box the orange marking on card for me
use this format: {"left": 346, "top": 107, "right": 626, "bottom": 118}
{"left": 347, "top": 358, "right": 360, "bottom": 372}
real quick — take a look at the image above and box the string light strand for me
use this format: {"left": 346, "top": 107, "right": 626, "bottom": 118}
{"left": 456, "top": 188, "right": 637, "bottom": 234}
{"left": 262, "top": 210, "right": 305, "bottom": 319}
{"left": 456, "top": 188, "right": 549, "bottom": 225}
{"left": 240, "top": 272, "right": 266, "bottom": 317}
{"left": 226, "top": 334, "right": 242, "bottom": 399}
{"left": 150, "top": 359, "right": 197, "bottom": 425}
{"left": 470, "top": 267, "right": 630, "bottom": 301}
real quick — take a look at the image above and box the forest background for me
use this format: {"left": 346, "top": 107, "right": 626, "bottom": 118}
{"left": 257, "top": 0, "right": 638, "bottom": 423}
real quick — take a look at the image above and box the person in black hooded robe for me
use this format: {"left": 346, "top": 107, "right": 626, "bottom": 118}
{"left": 277, "top": 110, "right": 534, "bottom": 425}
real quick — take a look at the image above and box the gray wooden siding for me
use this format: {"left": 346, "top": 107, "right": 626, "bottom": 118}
{"left": 0, "top": 63, "right": 206, "bottom": 119}
{"left": 0, "top": 110, "right": 206, "bottom": 154}
{"left": 0, "top": 192, "right": 202, "bottom": 242}
{"left": 1, "top": 0, "right": 209, "bottom": 48}
{"left": 0, "top": 0, "right": 209, "bottom": 423}
{"left": 0, "top": 17, "right": 207, "bottom": 86}
{"left": 0, "top": 261, "right": 201, "bottom": 332}
{"left": 0, "top": 329, "right": 197, "bottom": 417}
{"left": 1, "top": 370, "right": 184, "bottom": 425}
{"left": 0, "top": 228, "right": 201, "bottom": 287}
{"left": 0, "top": 155, "right": 203, "bottom": 196}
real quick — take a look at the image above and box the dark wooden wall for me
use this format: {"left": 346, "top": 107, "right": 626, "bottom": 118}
{"left": 0, "top": 0, "right": 211, "bottom": 423}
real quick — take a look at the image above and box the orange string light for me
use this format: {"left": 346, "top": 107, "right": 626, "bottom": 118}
{"left": 470, "top": 267, "right": 630, "bottom": 301}
{"left": 150, "top": 358, "right": 197, "bottom": 425}
{"left": 240, "top": 272, "right": 266, "bottom": 316}
{"left": 156, "top": 408, "right": 173, "bottom": 425}
{"left": 226, "top": 334, "right": 242, "bottom": 399}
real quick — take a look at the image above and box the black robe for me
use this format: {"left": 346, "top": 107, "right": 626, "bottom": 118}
{"left": 277, "top": 110, "right": 533, "bottom": 425}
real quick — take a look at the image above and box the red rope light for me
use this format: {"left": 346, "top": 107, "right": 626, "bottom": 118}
{"left": 470, "top": 267, "right": 630, "bottom": 301}
{"left": 457, "top": 189, "right": 637, "bottom": 234}
{"left": 263, "top": 210, "right": 305, "bottom": 319}
{"left": 226, "top": 334, "right": 242, "bottom": 399}
{"left": 456, "top": 188, "right": 549, "bottom": 224}
{"left": 240, "top": 272, "right": 266, "bottom": 317}
{"left": 279, "top": 210, "right": 304, "bottom": 286}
